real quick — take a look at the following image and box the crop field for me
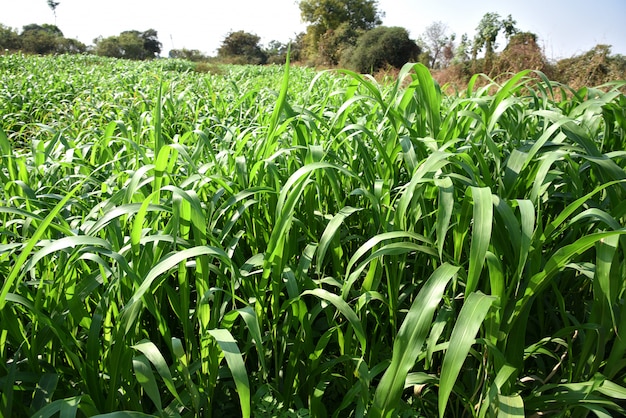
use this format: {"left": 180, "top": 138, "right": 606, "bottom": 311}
{"left": 1, "top": 53, "right": 626, "bottom": 417}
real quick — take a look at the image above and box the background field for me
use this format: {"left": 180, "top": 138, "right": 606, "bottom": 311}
{"left": 1, "top": 54, "right": 626, "bottom": 417}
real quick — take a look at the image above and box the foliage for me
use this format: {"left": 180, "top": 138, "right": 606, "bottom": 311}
{"left": 493, "top": 32, "right": 548, "bottom": 75}
{"left": 168, "top": 48, "right": 207, "bottom": 62}
{"left": 472, "top": 13, "right": 519, "bottom": 71}
{"left": 0, "top": 24, "right": 21, "bottom": 51}
{"left": 264, "top": 40, "right": 288, "bottom": 64}
{"left": 288, "top": 32, "right": 307, "bottom": 63}
{"left": 342, "top": 26, "right": 420, "bottom": 73}
{"left": 0, "top": 22, "right": 85, "bottom": 55}
{"left": 19, "top": 24, "right": 64, "bottom": 54}
{"left": 95, "top": 29, "right": 161, "bottom": 60}
{"left": 451, "top": 33, "right": 471, "bottom": 65}
{"left": 1, "top": 54, "right": 626, "bottom": 418}
{"left": 218, "top": 30, "right": 267, "bottom": 65}
{"left": 316, "top": 21, "right": 360, "bottom": 65}
{"left": 421, "top": 21, "right": 453, "bottom": 69}
{"left": 299, "top": 0, "right": 383, "bottom": 64}
{"left": 554, "top": 44, "right": 626, "bottom": 90}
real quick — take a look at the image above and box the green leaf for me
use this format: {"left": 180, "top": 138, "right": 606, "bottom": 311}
{"left": 0, "top": 180, "right": 85, "bottom": 310}
{"left": 497, "top": 394, "right": 524, "bottom": 417}
{"left": 132, "top": 355, "right": 162, "bottom": 410}
{"left": 467, "top": 187, "right": 493, "bottom": 294}
{"left": 439, "top": 291, "right": 496, "bottom": 418}
{"left": 371, "top": 263, "right": 458, "bottom": 418}
{"left": 301, "top": 288, "right": 367, "bottom": 353}
{"left": 316, "top": 206, "right": 361, "bottom": 276}
{"left": 207, "top": 329, "right": 251, "bottom": 418}
{"left": 131, "top": 340, "right": 181, "bottom": 405}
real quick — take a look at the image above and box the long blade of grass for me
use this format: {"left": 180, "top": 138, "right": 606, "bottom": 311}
{"left": 131, "top": 340, "right": 181, "bottom": 405}
{"left": 371, "top": 263, "right": 458, "bottom": 418}
{"left": 302, "top": 288, "right": 366, "bottom": 352}
{"left": 466, "top": 187, "right": 493, "bottom": 294}
{"left": 0, "top": 180, "right": 85, "bottom": 310}
{"left": 207, "top": 328, "right": 251, "bottom": 418}
{"left": 439, "top": 291, "right": 496, "bottom": 418}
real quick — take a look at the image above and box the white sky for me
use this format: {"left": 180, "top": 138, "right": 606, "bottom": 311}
{"left": 1, "top": 0, "right": 625, "bottom": 60}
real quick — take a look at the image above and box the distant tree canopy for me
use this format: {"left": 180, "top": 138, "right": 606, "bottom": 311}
{"left": 342, "top": 26, "right": 420, "bottom": 73}
{"left": 94, "top": 29, "right": 161, "bottom": 59}
{"left": 299, "top": 0, "right": 383, "bottom": 65}
{"left": 421, "top": 21, "right": 454, "bottom": 69}
{"left": 169, "top": 48, "right": 207, "bottom": 62}
{"left": 0, "top": 24, "right": 23, "bottom": 51}
{"left": 0, "top": 23, "right": 86, "bottom": 54}
{"left": 217, "top": 31, "right": 267, "bottom": 64}
{"left": 264, "top": 40, "right": 288, "bottom": 64}
{"left": 472, "top": 12, "right": 518, "bottom": 70}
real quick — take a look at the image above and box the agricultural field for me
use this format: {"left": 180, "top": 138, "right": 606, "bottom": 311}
{"left": 1, "top": 53, "right": 626, "bottom": 417}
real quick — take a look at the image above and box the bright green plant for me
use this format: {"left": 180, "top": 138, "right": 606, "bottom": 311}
{"left": 1, "top": 54, "right": 626, "bottom": 417}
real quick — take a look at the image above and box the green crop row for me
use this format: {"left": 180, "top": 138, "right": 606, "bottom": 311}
{"left": 1, "top": 53, "right": 626, "bottom": 417}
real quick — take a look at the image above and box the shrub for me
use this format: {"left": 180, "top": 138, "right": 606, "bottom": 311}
{"left": 342, "top": 26, "right": 420, "bottom": 73}
{"left": 493, "top": 32, "right": 548, "bottom": 75}
{"left": 554, "top": 44, "right": 626, "bottom": 90}
{"left": 218, "top": 30, "right": 267, "bottom": 65}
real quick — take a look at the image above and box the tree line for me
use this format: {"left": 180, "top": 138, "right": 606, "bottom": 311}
{"left": 1, "top": 0, "right": 624, "bottom": 86}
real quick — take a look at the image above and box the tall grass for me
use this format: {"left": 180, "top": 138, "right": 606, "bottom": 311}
{"left": 1, "top": 53, "right": 626, "bottom": 417}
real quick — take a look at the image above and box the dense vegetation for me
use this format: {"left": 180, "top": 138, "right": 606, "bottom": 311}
{"left": 2, "top": 0, "right": 626, "bottom": 86}
{"left": 1, "top": 54, "right": 626, "bottom": 417}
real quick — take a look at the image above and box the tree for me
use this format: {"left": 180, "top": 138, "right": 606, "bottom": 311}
{"left": 299, "top": 0, "right": 383, "bottom": 64}
{"left": 47, "top": 0, "right": 60, "bottom": 25}
{"left": 452, "top": 33, "right": 471, "bottom": 64}
{"left": 421, "top": 21, "right": 453, "bottom": 69}
{"left": 22, "top": 23, "right": 63, "bottom": 37}
{"left": 20, "top": 24, "right": 64, "bottom": 54}
{"left": 118, "top": 31, "right": 146, "bottom": 60}
{"left": 94, "top": 36, "right": 122, "bottom": 58}
{"left": 264, "top": 40, "right": 288, "bottom": 64}
{"left": 289, "top": 32, "right": 307, "bottom": 62}
{"left": 342, "top": 26, "right": 420, "bottom": 73}
{"left": 56, "top": 37, "right": 86, "bottom": 54}
{"left": 501, "top": 14, "right": 519, "bottom": 41}
{"left": 472, "top": 13, "right": 519, "bottom": 71}
{"left": 494, "top": 32, "right": 546, "bottom": 74}
{"left": 218, "top": 31, "right": 267, "bottom": 64}
{"left": 169, "top": 48, "right": 206, "bottom": 61}
{"left": 94, "top": 29, "right": 161, "bottom": 60}
{"left": 140, "top": 29, "right": 161, "bottom": 59}
{"left": 316, "top": 21, "right": 359, "bottom": 65}
{"left": 0, "top": 24, "right": 21, "bottom": 51}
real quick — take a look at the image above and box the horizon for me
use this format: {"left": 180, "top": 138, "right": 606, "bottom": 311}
{"left": 2, "top": 0, "right": 625, "bottom": 60}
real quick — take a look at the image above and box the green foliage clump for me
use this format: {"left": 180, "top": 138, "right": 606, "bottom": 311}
{"left": 299, "top": 0, "right": 383, "bottom": 65}
{"left": 94, "top": 29, "right": 161, "bottom": 59}
{"left": 218, "top": 30, "right": 267, "bottom": 65}
{"left": 168, "top": 47, "right": 207, "bottom": 62}
{"left": 0, "top": 23, "right": 21, "bottom": 51}
{"left": 342, "top": 26, "right": 420, "bottom": 73}
{"left": 0, "top": 23, "right": 86, "bottom": 55}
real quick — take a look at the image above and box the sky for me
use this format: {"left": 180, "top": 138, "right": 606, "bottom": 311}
{"left": 1, "top": 0, "right": 625, "bottom": 60}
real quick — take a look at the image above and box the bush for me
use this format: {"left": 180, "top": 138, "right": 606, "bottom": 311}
{"left": 554, "top": 44, "right": 626, "bottom": 89}
{"left": 493, "top": 32, "right": 549, "bottom": 76}
{"left": 218, "top": 31, "right": 267, "bottom": 65}
{"left": 342, "top": 26, "right": 420, "bottom": 73}
{"left": 0, "top": 24, "right": 21, "bottom": 51}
